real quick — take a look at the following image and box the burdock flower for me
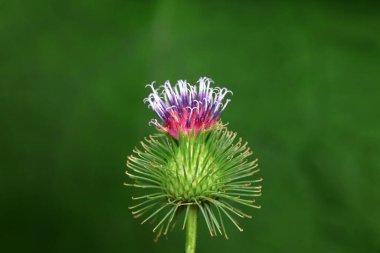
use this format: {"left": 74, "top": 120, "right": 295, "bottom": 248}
{"left": 143, "top": 77, "right": 232, "bottom": 139}
{"left": 125, "top": 77, "right": 262, "bottom": 253}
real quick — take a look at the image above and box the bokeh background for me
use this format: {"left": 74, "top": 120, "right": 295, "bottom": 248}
{"left": 1, "top": 0, "right": 380, "bottom": 252}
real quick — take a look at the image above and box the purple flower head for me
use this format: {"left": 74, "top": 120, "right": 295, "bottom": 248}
{"left": 144, "top": 77, "right": 233, "bottom": 139}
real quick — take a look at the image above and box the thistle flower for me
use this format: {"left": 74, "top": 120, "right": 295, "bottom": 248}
{"left": 143, "top": 77, "right": 232, "bottom": 139}
{"left": 125, "top": 77, "right": 262, "bottom": 252}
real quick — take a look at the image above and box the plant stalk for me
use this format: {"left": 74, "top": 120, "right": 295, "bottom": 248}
{"left": 185, "top": 206, "right": 198, "bottom": 253}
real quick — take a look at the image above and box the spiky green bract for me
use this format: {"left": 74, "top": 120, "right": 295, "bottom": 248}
{"left": 125, "top": 122, "right": 262, "bottom": 239}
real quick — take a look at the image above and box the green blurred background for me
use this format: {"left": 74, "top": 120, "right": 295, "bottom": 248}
{"left": 1, "top": 0, "right": 380, "bottom": 252}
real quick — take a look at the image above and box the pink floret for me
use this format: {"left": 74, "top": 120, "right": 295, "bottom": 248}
{"left": 144, "top": 77, "right": 232, "bottom": 139}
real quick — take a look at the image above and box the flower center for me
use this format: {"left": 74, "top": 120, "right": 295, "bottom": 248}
{"left": 163, "top": 135, "right": 222, "bottom": 202}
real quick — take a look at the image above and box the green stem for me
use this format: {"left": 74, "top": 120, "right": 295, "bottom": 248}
{"left": 185, "top": 206, "right": 198, "bottom": 253}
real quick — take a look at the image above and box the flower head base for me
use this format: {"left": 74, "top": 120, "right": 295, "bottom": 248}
{"left": 144, "top": 77, "right": 232, "bottom": 139}
{"left": 126, "top": 123, "right": 261, "bottom": 239}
